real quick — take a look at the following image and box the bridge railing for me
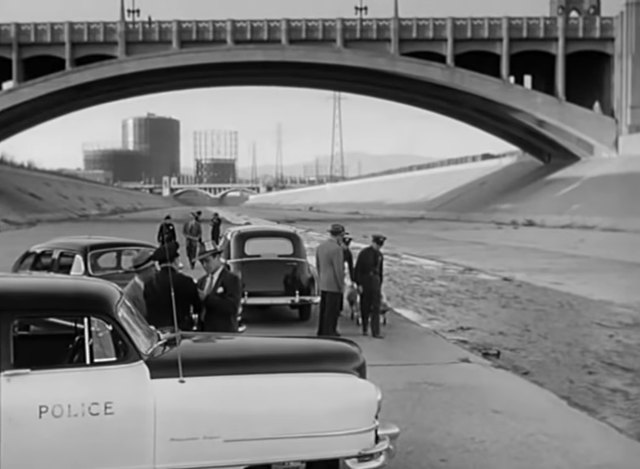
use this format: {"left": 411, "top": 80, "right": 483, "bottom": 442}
{"left": 0, "top": 16, "right": 616, "bottom": 45}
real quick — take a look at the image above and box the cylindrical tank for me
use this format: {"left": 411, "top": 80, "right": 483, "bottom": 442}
{"left": 122, "top": 113, "right": 180, "bottom": 184}
{"left": 83, "top": 148, "right": 146, "bottom": 182}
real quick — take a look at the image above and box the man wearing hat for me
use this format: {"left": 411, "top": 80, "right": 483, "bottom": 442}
{"left": 122, "top": 249, "right": 158, "bottom": 318}
{"left": 157, "top": 214, "right": 177, "bottom": 246}
{"left": 315, "top": 223, "right": 347, "bottom": 336}
{"left": 354, "top": 234, "right": 387, "bottom": 339}
{"left": 196, "top": 240, "right": 242, "bottom": 333}
{"left": 183, "top": 211, "right": 203, "bottom": 270}
{"left": 210, "top": 212, "right": 223, "bottom": 244}
{"left": 143, "top": 241, "right": 201, "bottom": 332}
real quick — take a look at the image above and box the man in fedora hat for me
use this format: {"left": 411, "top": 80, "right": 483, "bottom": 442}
{"left": 315, "top": 223, "right": 347, "bottom": 336}
{"left": 196, "top": 240, "right": 242, "bottom": 333}
{"left": 123, "top": 249, "right": 158, "bottom": 318}
{"left": 143, "top": 241, "right": 201, "bottom": 333}
{"left": 354, "top": 233, "right": 387, "bottom": 339}
{"left": 183, "top": 211, "right": 203, "bottom": 270}
{"left": 157, "top": 214, "right": 177, "bottom": 246}
{"left": 210, "top": 212, "right": 223, "bottom": 244}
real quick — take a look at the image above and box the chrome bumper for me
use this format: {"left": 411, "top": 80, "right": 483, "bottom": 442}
{"left": 241, "top": 296, "right": 320, "bottom": 306}
{"left": 343, "top": 422, "right": 400, "bottom": 469}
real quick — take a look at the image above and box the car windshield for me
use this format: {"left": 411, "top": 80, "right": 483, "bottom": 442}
{"left": 116, "top": 298, "right": 158, "bottom": 355}
{"left": 88, "top": 247, "right": 155, "bottom": 276}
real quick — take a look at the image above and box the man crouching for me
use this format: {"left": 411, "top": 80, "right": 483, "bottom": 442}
{"left": 197, "top": 240, "right": 242, "bottom": 333}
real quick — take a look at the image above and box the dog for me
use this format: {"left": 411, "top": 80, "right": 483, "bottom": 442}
{"left": 349, "top": 288, "right": 389, "bottom": 326}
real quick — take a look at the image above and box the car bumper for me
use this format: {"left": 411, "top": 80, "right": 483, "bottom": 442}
{"left": 241, "top": 296, "right": 320, "bottom": 306}
{"left": 342, "top": 422, "right": 400, "bottom": 469}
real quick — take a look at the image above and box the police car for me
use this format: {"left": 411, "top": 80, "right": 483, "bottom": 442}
{"left": 0, "top": 273, "right": 399, "bottom": 469}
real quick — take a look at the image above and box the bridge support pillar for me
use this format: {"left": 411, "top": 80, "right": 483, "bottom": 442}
{"left": 555, "top": 15, "right": 566, "bottom": 101}
{"left": 500, "top": 17, "right": 510, "bottom": 80}
{"left": 618, "top": 0, "right": 640, "bottom": 141}
{"left": 10, "top": 24, "right": 23, "bottom": 84}
{"left": 64, "top": 22, "right": 73, "bottom": 71}
{"left": 446, "top": 18, "right": 454, "bottom": 66}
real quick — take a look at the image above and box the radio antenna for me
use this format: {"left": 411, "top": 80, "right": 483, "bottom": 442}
{"left": 162, "top": 238, "right": 185, "bottom": 384}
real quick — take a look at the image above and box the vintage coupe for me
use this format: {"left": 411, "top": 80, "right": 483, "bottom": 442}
{"left": 219, "top": 225, "right": 320, "bottom": 321}
{"left": 10, "top": 235, "right": 157, "bottom": 288}
{"left": 0, "top": 273, "right": 400, "bottom": 469}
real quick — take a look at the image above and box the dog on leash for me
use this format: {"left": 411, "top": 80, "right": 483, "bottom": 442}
{"left": 347, "top": 286, "right": 389, "bottom": 326}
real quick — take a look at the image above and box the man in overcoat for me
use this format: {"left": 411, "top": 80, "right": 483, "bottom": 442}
{"left": 196, "top": 240, "right": 242, "bottom": 333}
{"left": 354, "top": 234, "right": 386, "bottom": 339}
{"left": 157, "top": 214, "right": 177, "bottom": 246}
{"left": 315, "top": 223, "right": 346, "bottom": 336}
{"left": 123, "top": 249, "right": 157, "bottom": 318}
{"left": 143, "top": 241, "right": 201, "bottom": 332}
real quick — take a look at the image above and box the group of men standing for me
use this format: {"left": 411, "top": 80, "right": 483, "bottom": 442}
{"left": 123, "top": 212, "right": 240, "bottom": 334}
{"left": 315, "top": 223, "right": 386, "bottom": 339}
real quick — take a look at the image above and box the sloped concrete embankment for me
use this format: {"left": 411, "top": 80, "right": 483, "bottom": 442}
{"left": 0, "top": 164, "right": 180, "bottom": 231}
{"left": 246, "top": 155, "right": 524, "bottom": 212}
{"left": 246, "top": 153, "right": 640, "bottom": 232}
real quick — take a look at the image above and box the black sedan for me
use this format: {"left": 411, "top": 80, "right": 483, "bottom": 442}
{"left": 218, "top": 225, "right": 320, "bottom": 321}
{"left": 11, "top": 235, "right": 157, "bottom": 289}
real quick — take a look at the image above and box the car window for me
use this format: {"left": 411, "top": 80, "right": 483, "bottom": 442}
{"left": 31, "top": 251, "right": 54, "bottom": 271}
{"left": 10, "top": 315, "right": 128, "bottom": 370}
{"left": 15, "top": 252, "right": 36, "bottom": 272}
{"left": 56, "top": 252, "right": 78, "bottom": 274}
{"left": 243, "top": 237, "right": 295, "bottom": 257}
{"left": 88, "top": 247, "right": 154, "bottom": 275}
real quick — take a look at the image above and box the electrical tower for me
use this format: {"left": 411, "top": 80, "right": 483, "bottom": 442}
{"left": 275, "top": 123, "right": 284, "bottom": 186}
{"left": 250, "top": 141, "right": 258, "bottom": 185}
{"left": 329, "top": 92, "right": 345, "bottom": 181}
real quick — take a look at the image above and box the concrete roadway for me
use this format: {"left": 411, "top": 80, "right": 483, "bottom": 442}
{"left": 1, "top": 213, "right": 640, "bottom": 469}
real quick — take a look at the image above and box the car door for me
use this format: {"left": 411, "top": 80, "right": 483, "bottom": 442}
{"left": 0, "top": 311, "right": 154, "bottom": 469}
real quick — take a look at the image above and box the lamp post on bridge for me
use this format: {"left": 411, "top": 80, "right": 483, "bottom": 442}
{"left": 355, "top": 0, "right": 368, "bottom": 25}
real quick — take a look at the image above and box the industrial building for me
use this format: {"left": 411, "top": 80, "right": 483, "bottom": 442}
{"left": 122, "top": 113, "right": 180, "bottom": 184}
{"left": 82, "top": 144, "right": 147, "bottom": 183}
{"left": 193, "top": 129, "right": 238, "bottom": 184}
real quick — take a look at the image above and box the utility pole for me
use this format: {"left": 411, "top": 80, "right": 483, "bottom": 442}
{"left": 250, "top": 141, "right": 258, "bottom": 185}
{"left": 275, "top": 123, "right": 284, "bottom": 187}
{"left": 329, "top": 91, "right": 345, "bottom": 182}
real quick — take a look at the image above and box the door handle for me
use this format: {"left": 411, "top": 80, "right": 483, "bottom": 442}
{"left": 2, "top": 368, "right": 31, "bottom": 377}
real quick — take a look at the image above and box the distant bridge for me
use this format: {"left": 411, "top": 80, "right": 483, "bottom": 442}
{"left": 117, "top": 181, "right": 263, "bottom": 197}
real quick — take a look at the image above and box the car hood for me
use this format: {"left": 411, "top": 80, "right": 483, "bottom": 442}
{"left": 144, "top": 333, "right": 367, "bottom": 380}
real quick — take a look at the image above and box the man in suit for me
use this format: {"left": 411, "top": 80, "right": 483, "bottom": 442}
{"left": 157, "top": 214, "right": 176, "bottom": 246}
{"left": 354, "top": 234, "right": 386, "bottom": 339}
{"left": 123, "top": 249, "right": 157, "bottom": 318}
{"left": 210, "top": 212, "right": 223, "bottom": 244}
{"left": 143, "top": 241, "right": 201, "bottom": 332}
{"left": 315, "top": 223, "right": 347, "bottom": 337}
{"left": 196, "top": 240, "right": 242, "bottom": 333}
{"left": 183, "top": 211, "right": 203, "bottom": 270}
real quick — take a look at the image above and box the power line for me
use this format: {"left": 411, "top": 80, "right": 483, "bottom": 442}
{"left": 329, "top": 91, "right": 345, "bottom": 181}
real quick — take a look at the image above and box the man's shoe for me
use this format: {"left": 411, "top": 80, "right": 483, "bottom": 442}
{"left": 373, "top": 334, "right": 384, "bottom": 339}
{"left": 362, "top": 330, "right": 368, "bottom": 336}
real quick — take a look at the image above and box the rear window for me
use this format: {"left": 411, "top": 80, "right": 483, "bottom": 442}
{"left": 243, "top": 237, "right": 295, "bottom": 257}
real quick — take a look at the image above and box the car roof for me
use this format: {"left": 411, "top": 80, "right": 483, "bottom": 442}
{"left": 27, "top": 235, "right": 156, "bottom": 252}
{"left": 0, "top": 273, "right": 123, "bottom": 314}
{"left": 226, "top": 224, "right": 299, "bottom": 235}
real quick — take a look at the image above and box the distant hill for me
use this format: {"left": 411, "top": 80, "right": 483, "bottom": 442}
{"left": 237, "top": 152, "right": 438, "bottom": 179}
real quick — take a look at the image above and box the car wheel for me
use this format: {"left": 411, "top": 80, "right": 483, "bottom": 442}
{"left": 298, "top": 305, "right": 312, "bottom": 322}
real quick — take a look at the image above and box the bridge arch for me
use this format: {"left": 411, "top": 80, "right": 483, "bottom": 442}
{"left": 172, "top": 188, "right": 216, "bottom": 199}
{"left": 455, "top": 51, "right": 500, "bottom": 79}
{"left": 22, "top": 55, "right": 65, "bottom": 82}
{"left": 74, "top": 54, "right": 117, "bottom": 67}
{"left": 218, "top": 187, "right": 258, "bottom": 202}
{"left": 0, "top": 45, "right": 617, "bottom": 162}
{"left": 0, "top": 57, "right": 11, "bottom": 85}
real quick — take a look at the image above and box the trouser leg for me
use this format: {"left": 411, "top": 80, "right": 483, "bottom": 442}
{"left": 370, "top": 276, "right": 382, "bottom": 337}
{"left": 360, "top": 288, "right": 371, "bottom": 333}
{"left": 327, "top": 291, "right": 342, "bottom": 335}
{"left": 317, "top": 291, "right": 330, "bottom": 336}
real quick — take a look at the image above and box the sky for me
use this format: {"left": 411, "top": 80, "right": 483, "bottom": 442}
{"left": 0, "top": 0, "right": 627, "bottom": 171}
